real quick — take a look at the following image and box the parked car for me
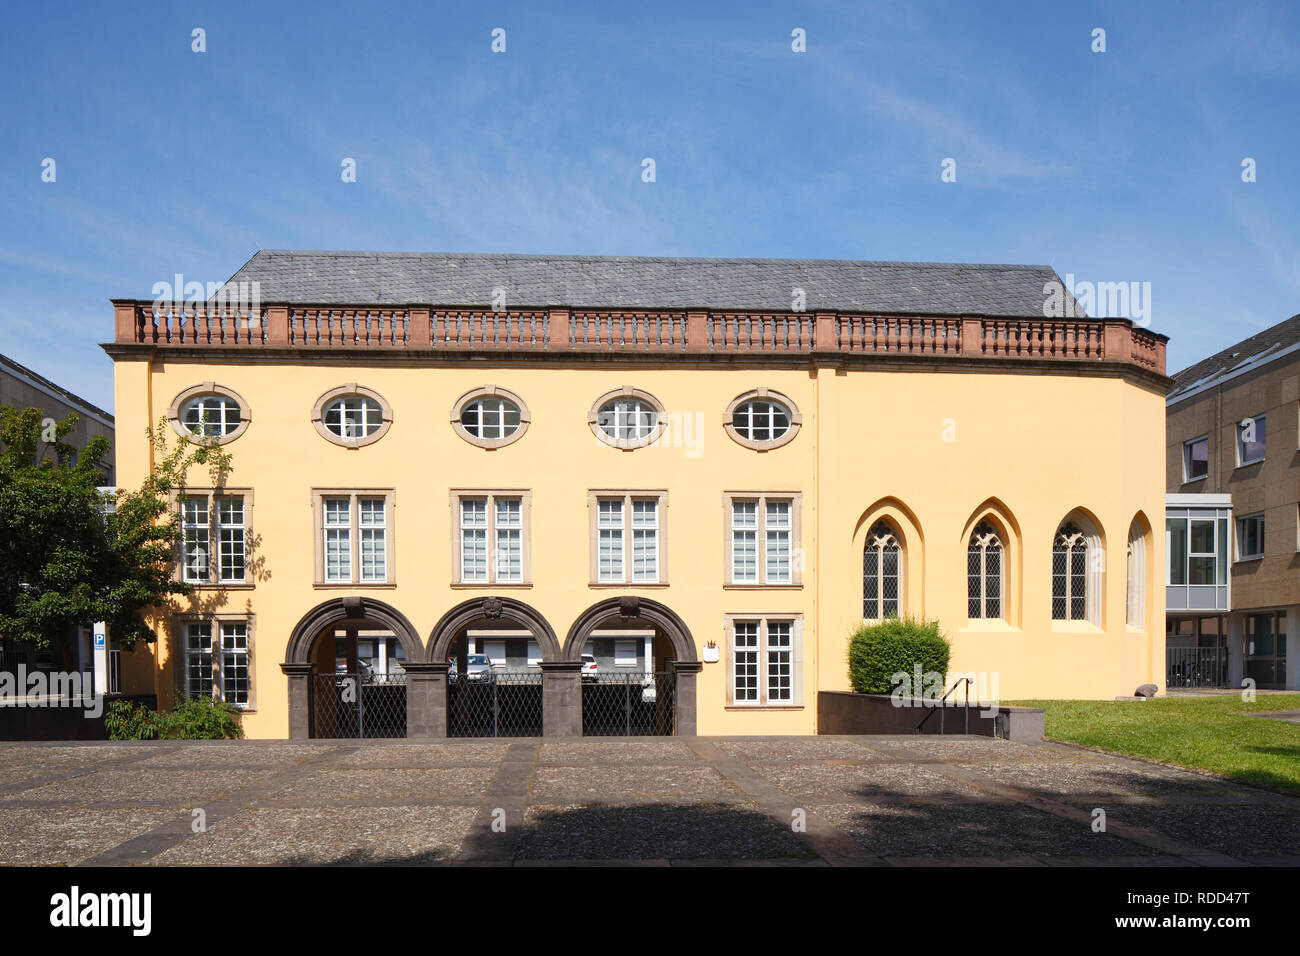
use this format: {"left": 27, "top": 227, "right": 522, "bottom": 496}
{"left": 641, "top": 678, "right": 656, "bottom": 703}
{"left": 580, "top": 653, "right": 598, "bottom": 682}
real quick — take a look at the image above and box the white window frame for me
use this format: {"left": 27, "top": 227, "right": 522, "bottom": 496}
{"left": 725, "top": 492, "right": 801, "bottom": 587}
{"left": 588, "top": 491, "right": 668, "bottom": 586}
{"left": 726, "top": 615, "right": 803, "bottom": 707}
{"left": 451, "top": 490, "right": 531, "bottom": 586}
{"left": 313, "top": 489, "right": 395, "bottom": 586}
{"left": 178, "top": 490, "right": 251, "bottom": 586}
{"left": 179, "top": 615, "right": 255, "bottom": 710}
{"left": 1183, "top": 434, "right": 1209, "bottom": 482}
{"left": 1236, "top": 512, "right": 1266, "bottom": 561}
{"left": 1236, "top": 415, "right": 1266, "bottom": 466}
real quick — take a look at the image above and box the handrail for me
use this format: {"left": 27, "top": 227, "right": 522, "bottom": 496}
{"left": 915, "top": 677, "right": 973, "bottom": 735}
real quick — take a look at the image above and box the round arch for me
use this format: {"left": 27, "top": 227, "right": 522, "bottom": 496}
{"left": 426, "top": 596, "right": 562, "bottom": 663}
{"left": 563, "top": 596, "right": 697, "bottom": 663}
{"left": 284, "top": 595, "right": 425, "bottom": 665}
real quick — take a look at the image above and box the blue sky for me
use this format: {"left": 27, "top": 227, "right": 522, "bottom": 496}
{"left": 1, "top": 0, "right": 1296, "bottom": 412}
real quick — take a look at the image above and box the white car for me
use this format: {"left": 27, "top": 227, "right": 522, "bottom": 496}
{"left": 580, "top": 654, "right": 598, "bottom": 682}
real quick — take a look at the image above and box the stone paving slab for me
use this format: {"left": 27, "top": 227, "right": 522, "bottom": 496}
{"left": 269, "top": 767, "right": 496, "bottom": 802}
{"left": 753, "top": 761, "right": 990, "bottom": 801}
{"left": 0, "top": 735, "right": 1292, "bottom": 865}
{"left": 328, "top": 743, "right": 510, "bottom": 768}
{"left": 0, "top": 808, "right": 185, "bottom": 865}
{"left": 531, "top": 764, "right": 743, "bottom": 802}
{"left": 148, "top": 806, "right": 477, "bottom": 865}
{"left": 5, "top": 768, "right": 276, "bottom": 807}
{"left": 810, "top": 801, "right": 1168, "bottom": 858}
{"left": 538, "top": 741, "right": 699, "bottom": 764}
{"left": 516, "top": 803, "right": 813, "bottom": 860}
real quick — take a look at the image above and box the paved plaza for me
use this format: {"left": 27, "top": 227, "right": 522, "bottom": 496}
{"left": 1, "top": 736, "right": 1297, "bottom": 866}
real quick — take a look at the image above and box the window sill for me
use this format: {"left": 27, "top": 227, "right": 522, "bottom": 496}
{"left": 589, "top": 582, "right": 669, "bottom": 589}
{"left": 1235, "top": 555, "right": 1264, "bottom": 564}
{"left": 450, "top": 582, "right": 532, "bottom": 589}
{"left": 724, "top": 583, "right": 803, "bottom": 590}
{"left": 314, "top": 582, "right": 397, "bottom": 589}
{"left": 1180, "top": 476, "right": 1208, "bottom": 486}
{"left": 725, "top": 705, "right": 805, "bottom": 711}
{"left": 1236, "top": 458, "right": 1265, "bottom": 468}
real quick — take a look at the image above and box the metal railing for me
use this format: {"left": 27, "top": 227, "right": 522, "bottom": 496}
{"left": 312, "top": 672, "right": 407, "bottom": 738}
{"left": 582, "top": 672, "right": 675, "bottom": 736}
{"left": 448, "top": 671, "right": 543, "bottom": 737}
{"left": 915, "top": 677, "right": 973, "bottom": 734}
{"left": 1167, "top": 647, "right": 1230, "bottom": 689}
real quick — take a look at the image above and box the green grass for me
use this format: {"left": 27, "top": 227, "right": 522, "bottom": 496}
{"left": 1007, "top": 694, "right": 1300, "bottom": 795}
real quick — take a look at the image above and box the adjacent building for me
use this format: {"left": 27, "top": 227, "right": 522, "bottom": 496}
{"left": 0, "top": 352, "right": 117, "bottom": 691}
{"left": 104, "top": 251, "right": 1170, "bottom": 738}
{"left": 1165, "top": 314, "right": 1299, "bottom": 691}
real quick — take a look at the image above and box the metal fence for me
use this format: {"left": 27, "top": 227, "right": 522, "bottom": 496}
{"left": 313, "top": 673, "right": 407, "bottom": 738}
{"left": 1166, "top": 647, "right": 1229, "bottom": 689}
{"left": 582, "top": 672, "right": 675, "bottom": 736}
{"left": 448, "top": 672, "right": 543, "bottom": 737}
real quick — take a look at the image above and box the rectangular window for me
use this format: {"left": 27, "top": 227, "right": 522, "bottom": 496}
{"left": 728, "top": 616, "right": 802, "bottom": 707}
{"left": 597, "top": 498, "right": 624, "bottom": 582}
{"left": 495, "top": 497, "right": 523, "bottom": 583}
{"left": 453, "top": 491, "right": 530, "bottom": 585}
{"left": 182, "top": 498, "right": 210, "bottom": 583}
{"left": 726, "top": 493, "right": 801, "bottom": 586}
{"left": 1237, "top": 513, "right": 1265, "bottom": 560}
{"left": 217, "top": 497, "right": 245, "bottom": 583}
{"left": 1183, "top": 436, "right": 1209, "bottom": 482}
{"left": 1237, "top": 415, "right": 1266, "bottom": 465}
{"left": 358, "top": 497, "right": 387, "bottom": 582}
{"left": 184, "top": 618, "right": 253, "bottom": 708}
{"left": 220, "top": 621, "right": 250, "bottom": 706}
{"left": 1188, "top": 518, "right": 1217, "bottom": 584}
{"left": 323, "top": 496, "right": 352, "bottom": 583}
{"left": 179, "top": 490, "right": 252, "bottom": 586}
{"left": 589, "top": 492, "right": 667, "bottom": 585}
{"left": 185, "top": 622, "right": 213, "bottom": 699}
{"left": 614, "top": 639, "right": 637, "bottom": 667}
{"left": 314, "top": 490, "right": 394, "bottom": 586}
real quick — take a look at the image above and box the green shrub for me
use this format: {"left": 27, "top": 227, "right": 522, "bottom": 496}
{"left": 158, "top": 695, "right": 244, "bottom": 739}
{"left": 104, "top": 699, "right": 160, "bottom": 740}
{"left": 104, "top": 695, "right": 243, "bottom": 740}
{"left": 847, "top": 617, "right": 951, "bottom": 695}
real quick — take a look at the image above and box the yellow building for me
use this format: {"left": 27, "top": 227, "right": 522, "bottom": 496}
{"left": 104, "top": 251, "right": 1170, "bottom": 739}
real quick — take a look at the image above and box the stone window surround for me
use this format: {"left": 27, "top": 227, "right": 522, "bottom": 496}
{"left": 448, "top": 489, "right": 533, "bottom": 588}
{"left": 586, "top": 489, "right": 670, "bottom": 587}
{"left": 171, "top": 486, "right": 255, "bottom": 589}
{"left": 167, "top": 382, "right": 252, "bottom": 445}
{"left": 311, "top": 383, "right": 393, "bottom": 449}
{"left": 722, "top": 491, "right": 803, "bottom": 588}
{"left": 588, "top": 386, "right": 668, "bottom": 451}
{"left": 312, "top": 488, "right": 397, "bottom": 587}
{"left": 723, "top": 388, "right": 803, "bottom": 451}
{"left": 450, "top": 384, "right": 531, "bottom": 450}
{"left": 723, "top": 612, "right": 804, "bottom": 709}
{"left": 171, "top": 611, "right": 258, "bottom": 713}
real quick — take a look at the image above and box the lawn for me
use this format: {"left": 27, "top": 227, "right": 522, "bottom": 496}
{"left": 1008, "top": 694, "right": 1300, "bottom": 795}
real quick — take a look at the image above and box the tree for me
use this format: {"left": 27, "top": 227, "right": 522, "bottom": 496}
{"left": 0, "top": 404, "right": 231, "bottom": 663}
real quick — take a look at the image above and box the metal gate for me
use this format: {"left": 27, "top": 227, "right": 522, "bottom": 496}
{"left": 313, "top": 673, "right": 407, "bottom": 738}
{"left": 582, "top": 672, "right": 675, "bottom": 736}
{"left": 448, "top": 672, "right": 543, "bottom": 737}
{"left": 1166, "top": 647, "right": 1229, "bottom": 688}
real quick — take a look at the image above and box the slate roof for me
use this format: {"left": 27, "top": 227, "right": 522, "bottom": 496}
{"left": 219, "top": 250, "right": 1081, "bottom": 317}
{"left": 1168, "top": 313, "right": 1300, "bottom": 397}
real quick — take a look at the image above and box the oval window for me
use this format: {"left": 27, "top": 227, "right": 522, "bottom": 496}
{"left": 451, "top": 387, "right": 530, "bottom": 449}
{"left": 181, "top": 394, "right": 243, "bottom": 437}
{"left": 598, "top": 398, "right": 658, "bottom": 441}
{"left": 724, "top": 389, "right": 801, "bottom": 450}
{"left": 323, "top": 395, "right": 383, "bottom": 439}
